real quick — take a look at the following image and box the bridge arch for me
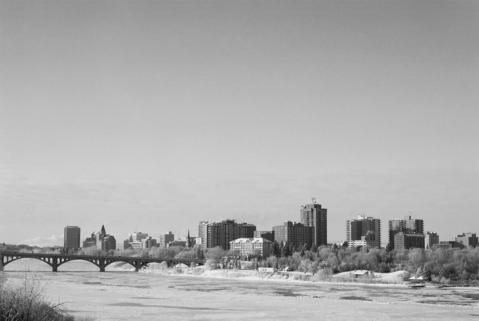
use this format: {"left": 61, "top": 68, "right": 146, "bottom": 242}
{"left": 103, "top": 259, "right": 146, "bottom": 271}
{"left": 56, "top": 258, "right": 101, "bottom": 271}
{"left": 1, "top": 256, "right": 54, "bottom": 270}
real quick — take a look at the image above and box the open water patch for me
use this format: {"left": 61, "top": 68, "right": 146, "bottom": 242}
{"left": 83, "top": 281, "right": 102, "bottom": 285}
{"left": 340, "top": 296, "right": 372, "bottom": 301}
{"left": 417, "top": 299, "right": 472, "bottom": 306}
{"left": 274, "top": 289, "right": 304, "bottom": 297}
{"left": 108, "top": 302, "right": 234, "bottom": 311}
{"left": 457, "top": 293, "right": 479, "bottom": 300}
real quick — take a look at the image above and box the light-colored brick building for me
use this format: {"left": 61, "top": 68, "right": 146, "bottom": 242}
{"left": 229, "top": 237, "right": 272, "bottom": 258}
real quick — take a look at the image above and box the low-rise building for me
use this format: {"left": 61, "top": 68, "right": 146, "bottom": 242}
{"left": 455, "top": 233, "right": 478, "bottom": 248}
{"left": 254, "top": 230, "right": 275, "bottom": 242}
{"left": 394, "top": 232, "right": 425, "bottom": 250}
{"left": 229, "top": 237, "right": 273, "bottom": 258}
{"left": 168, "top": 240, "right": 186, "bottom": 248}
{"left": 433, "top": 241, "right": 464, "bottom": 249}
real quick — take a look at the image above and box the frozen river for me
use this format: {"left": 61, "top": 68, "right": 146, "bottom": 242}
{"left": 2, "top": 259, "right": 479, "bottom": 321}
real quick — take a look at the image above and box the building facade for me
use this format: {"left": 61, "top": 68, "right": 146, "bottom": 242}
{"left": 123, "top": 232, "right": 150, "bottom": 250}
{"left": 198, "top": 221, "right": 209, "bottom": 250}
{"left": 425, "top": 232, "right": 439, "bottom": 249}
{"left": 254, "top": 230, "right": 275, "bottom": 242}
{"left": 87, "top": 225, "right": 117, "bottom": 251}
{"left": 346, "top": 215, "right": 381, "bottom": 248}
{"left": 206, "top": 219, "right": 256, "bottom": 250}
{"left": 300, "top": 202, "right": 327, "bottom": 246}
{"left": 159, "top": 231, "right": 175, "bottom": 248}
{"left": 388, "top": 216, "right": 424, "bottom": 249}
{"left": 455, "top": 233, "right": 478, "bottom": 248}
{"left": 83, "top": 233, "right": 97, "bottom": 248}
{"left": 394, "top": 232, "right": 425, "bottom": 251}
{"left": 229, "top": 238, "right": 273, "bottom": 258}
{"left": 144, "top": 236, "right": 158, "bottom": 248}
{"left": 273, "top": 221, "right": 313, "bottom": 249}
{"left": 64, "top": 226, "right": 80, "bottom": 251}
{"left": 101, "top": 235, "right": 116, "bottom": 251}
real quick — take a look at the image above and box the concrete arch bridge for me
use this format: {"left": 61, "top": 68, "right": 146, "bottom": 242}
{"left": 0, "top": 251, "right": 204, "bottom": 272}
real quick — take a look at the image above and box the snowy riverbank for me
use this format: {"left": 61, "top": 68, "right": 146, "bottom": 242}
{"left": 107, "top": 262, "right": 410, "bottom": 287}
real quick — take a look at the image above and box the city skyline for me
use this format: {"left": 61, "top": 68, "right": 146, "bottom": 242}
{"left": 1, "top": 0, "right": 478, "bottom": 246}
{"left": 5, "top": 204, "right": 475, "bottom": 251}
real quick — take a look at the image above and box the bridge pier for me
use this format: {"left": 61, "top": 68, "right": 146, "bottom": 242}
{"left": 51, "top": 257, "right": 58, "bottom": 272}
{"left": 98, "top": 258, "right": 106, "bottom": 272}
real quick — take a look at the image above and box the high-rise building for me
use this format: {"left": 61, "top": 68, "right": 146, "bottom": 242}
{"left": 83, "top": 233, "right": 97, "bottom": 248}
{"left": 346, "top": 215, "right": 381, "bottom": 248}
{"left": 91, "top": 225, "right": 116, "bottom": 251}
{"left": 425, "top": 232, "right": 439, "bottom": 249}
{"left": 102, "top": 235, "right": 116, "bottom": 251}
{"left": 159, "top": 231, "right": 175, "bottom": 248}
{"left": 198, "top": 221, "right": 209, "bottom": 250}
{"left": 388, "top": 216, "right": 424, "bottom": 249}
{"left": 273, "top": 221, "right": 313, "bottom": 249}
{"left": 144, "top": 236, "right": 158, "bottom": 249}
{"left": 394, "top": 232, "right": 425, "bottom": 250}
{"left": 455, "top": 233, "right": 478, "bottom": 248}
{"left": 206, "top": 219, "right": 256, "bottom": 250}
{"left": 64, "top": 226, "right": 80, "bottom": 251}
{"left": 300, "top": 201, "right": 327, "bottom": 246}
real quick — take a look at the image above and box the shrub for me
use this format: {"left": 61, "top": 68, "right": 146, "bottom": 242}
{"left": 0, "top": 276, "right": 89, "bottom": 321}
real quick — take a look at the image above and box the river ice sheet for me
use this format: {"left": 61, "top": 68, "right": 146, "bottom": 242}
{"left": 2, "top": 260, "right": 479, "bottom": 321}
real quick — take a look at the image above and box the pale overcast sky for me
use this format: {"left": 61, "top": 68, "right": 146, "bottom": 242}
{"left": 1, "top": 0, "right": 478, "bottom": 246}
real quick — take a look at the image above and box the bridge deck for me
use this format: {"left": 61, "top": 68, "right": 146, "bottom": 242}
{"left": 0, "top": 251, "right": 204, "bottom": 272}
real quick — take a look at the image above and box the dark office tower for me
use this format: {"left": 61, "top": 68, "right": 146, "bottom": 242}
{"left": 101, "top": 235, "right": 116, "bottom": 251}
{"left": 388, "top": 216, "right": 424, "bottom": 249}
{"left": 273, "top": 221, "right": 313, "bottom": 250}
{"left": 64, "top": 226, "right": 80, "bottom": 251}
{"left": 206, "top": 219, "right": 256, "bottom": 250}
{"left": 300, "top": 201, "right": 327, "bottom": 246}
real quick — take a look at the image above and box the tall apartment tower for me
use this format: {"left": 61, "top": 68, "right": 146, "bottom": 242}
{"left": 346, "top": 216, "right": 381, "bottom": 248}
{"left": 64, "top": 226, "right": 80, "bottom": 251}
{"left": 300, "top": 201, "right": 327, "bottom": 246}
{"left": 388, "top": 216, "right": 424, "bottom": 249}
{"left": 198, "top": 221, "right": 209, "bottom": 250}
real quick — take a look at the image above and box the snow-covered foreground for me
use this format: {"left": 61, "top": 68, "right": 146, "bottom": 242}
{"left": 2, "top": 259, "right": 479, "bottom": 321}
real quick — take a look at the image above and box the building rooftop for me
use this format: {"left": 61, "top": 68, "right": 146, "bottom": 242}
{"left": 230, "top": 237, "right": 272, "bottom": 244}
